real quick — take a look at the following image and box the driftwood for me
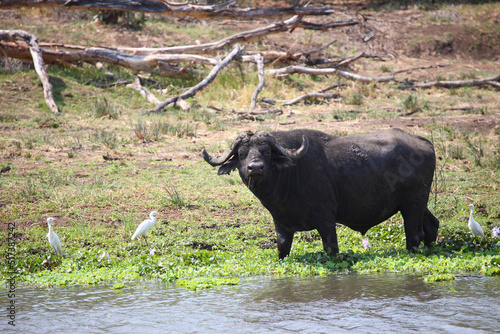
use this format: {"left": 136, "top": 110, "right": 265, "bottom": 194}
{"left": 145, "top": 44, "right": 244, "bottom": 113}
{"left": 0, "top": 0, "right": 335, "bottom": 19}
{"left": 0, "top": 30, "right": 60, "bottom": 114}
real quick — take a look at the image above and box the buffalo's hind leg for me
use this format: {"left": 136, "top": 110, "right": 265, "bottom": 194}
{"left": 399, "top": 200, "right": 426, "bottom": 251}
{"left": 316, "top": 223, "right": 339, "bottom": 256}
{"left": 274, "top": 222, "right": 294, "bottom": 259}
{"left": 423, "top": 208, "right": 439, "bottom": 245}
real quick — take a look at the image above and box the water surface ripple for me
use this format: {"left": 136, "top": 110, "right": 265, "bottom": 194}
{"left": 8, "top": 273, "right": 500, "bottom": 333}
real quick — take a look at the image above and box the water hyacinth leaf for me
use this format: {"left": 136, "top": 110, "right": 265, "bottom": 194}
{"left": 176, "top": 277, "right": 239, "bottom": 291}
{"left": 112, "top": 282, "right": 125, "bottom": 290}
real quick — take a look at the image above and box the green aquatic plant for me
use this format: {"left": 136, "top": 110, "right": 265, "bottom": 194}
{"left": 112, "top": 282, "right": 125, "bottom": 289}
{"left": 176, "top": 277, "right": 239, "bottom": 291}
{"left": 423, "top": 273, "right": 456, "bottom": 282}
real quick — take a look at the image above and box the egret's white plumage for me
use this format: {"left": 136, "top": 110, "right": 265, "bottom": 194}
{"left": 132, "top": 211, "right": 157, "bottom": 245}
{"left": 468, "top": 204, "right": 485, "bottom": 238}
{"left": 46, "top": 217, "right": 63, "bottom": 255}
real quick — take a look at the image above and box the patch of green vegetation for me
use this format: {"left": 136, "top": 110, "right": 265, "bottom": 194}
{"left": 423, "top": 273, "right": 456, "bottom": 282}
{"left": 112, "top": 282, "right": 125, "bottom": 289}
{"left": 176, "top": 277, "right": 239, "bottom": 291}
{"left": 1, "top": 151, "right": 499, "bottom": 288}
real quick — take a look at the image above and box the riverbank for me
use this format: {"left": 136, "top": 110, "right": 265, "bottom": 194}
{"left": 1, "top": 2, "right": 499, "bottom": 288}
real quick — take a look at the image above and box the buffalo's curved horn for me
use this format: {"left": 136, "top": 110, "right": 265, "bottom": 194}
{"left": 202, "top": 131, "right": 252, "bottom": 166}
{"left": 258, "top": 132, "right": 309, "bottom": 160}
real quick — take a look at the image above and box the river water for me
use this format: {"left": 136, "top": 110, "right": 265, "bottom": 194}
{"left": 7, "top": 273, "right": 500, "bottom": 333}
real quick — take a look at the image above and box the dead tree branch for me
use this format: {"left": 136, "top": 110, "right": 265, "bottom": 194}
{"left": 249, "top": 54, "right": 265, "bottom": 110}
{"left": 392, "top": 64, "right": 449, "bottom": 77}
{"left": 282, "top": 84, "right": 343, "bottom": 106}
{"left": 127, "top": 76, "right": 161, "bottom": 104}
{"left": 263, "top": 84, "right": 343, "bottom": 106}
{"left": 1, "top": 16, "right": 356, "bottom": 78}
{"left": 282, "top": 92, "right": 340, "bottom": 106}
{"left": 95, "top": 16, "right": 357, "bottom": 55}
{"left": 145, "top": 44, "right": 244, "bottom": 113}
{"left": 267, "top": 65, "right": 395, "bottom": 82}
{"left": 308, "top": 51, "right": 393, "bottom": 67}
{"left": 399, "top": 76, "right": 500, "bottom": 89}
{"left": 0, "top": 0, "right": 335, "bottom": 19}
{"left": 244, "top": 40, "right": 337, "bottom": 64}
{"left": 0, "top": 30, "right": 60, "bottom": 114}
{"left": 0, "top": 41, "right": 216, "bottom": 76}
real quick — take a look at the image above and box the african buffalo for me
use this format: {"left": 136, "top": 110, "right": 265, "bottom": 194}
{"left": 202, "top": 128, "right": 439, "bottom": 259}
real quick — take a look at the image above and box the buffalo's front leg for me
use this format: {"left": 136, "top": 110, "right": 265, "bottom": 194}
{"left": 317, "top": 223, "right": 339, "bottom": 256}
{"left": 274, "top": 222, "right": 294, "bottom": 259}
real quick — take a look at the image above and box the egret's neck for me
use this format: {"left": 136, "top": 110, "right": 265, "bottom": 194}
{"left": 48, "top": 223, "right": 53, "bottom": 233}
{"left": 469, "top": 207, "right": 474, "bottom": 219}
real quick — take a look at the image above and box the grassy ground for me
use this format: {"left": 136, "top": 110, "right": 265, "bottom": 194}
{"left": 1, "top": 3, "right": 500, "bottom": 288}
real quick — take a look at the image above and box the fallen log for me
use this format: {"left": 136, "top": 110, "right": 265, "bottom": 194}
{"left": 1, "top": 16, "right": 357, "bottom": 77}
{"left": 0, "top": 0, "right": 336, "bottom": 19}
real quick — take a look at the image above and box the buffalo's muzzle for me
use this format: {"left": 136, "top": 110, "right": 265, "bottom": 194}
{"left": 247, "top": 161, "right": 265, "bottom": 176}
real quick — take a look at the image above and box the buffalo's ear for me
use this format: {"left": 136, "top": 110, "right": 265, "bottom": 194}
{"left": 273, "top": 156, "right": 295, "bottom": 170}
{"left": 217, "top": 156, "right": 238, "bottom": 175}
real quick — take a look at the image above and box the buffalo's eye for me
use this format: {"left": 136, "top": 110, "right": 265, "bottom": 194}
{"left": 238, "top": 149, "right": 249, "bottom": 159}
{"left": 263, "top": 150, "right": 271, "bottom": 158}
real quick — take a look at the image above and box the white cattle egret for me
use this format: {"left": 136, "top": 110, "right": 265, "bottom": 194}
{"left": 46, "top": 217, "right": 63, "bottom": 255}
{"left": 468, "top": 204, "right": 485, "bottom": 238}
{"left": 132, "top": 211, "right": 157, "bottom": 246}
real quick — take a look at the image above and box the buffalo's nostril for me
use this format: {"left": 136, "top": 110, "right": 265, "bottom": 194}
{"left": 248, "top": 161, "right": 264, "bottom": 174}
